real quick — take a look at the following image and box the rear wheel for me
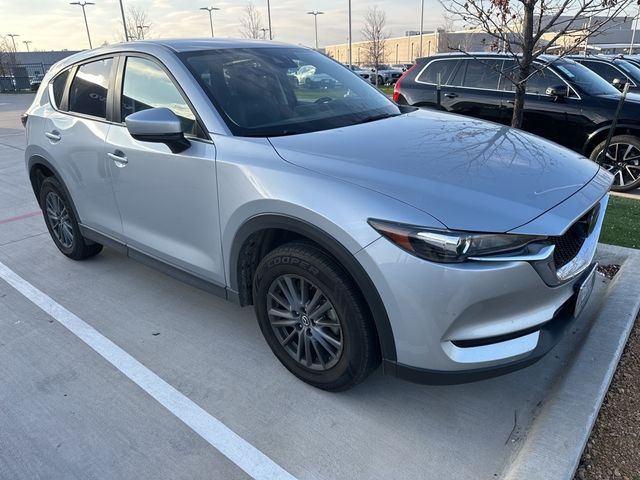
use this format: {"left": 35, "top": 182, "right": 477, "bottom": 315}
{"left": 590, "top": 135, "right": 640, "bottom": 192}
{"left": 39, "top": 177, "right": 103, "bottom": 260}
{"left": 253, "top": 242, "right": 380, "bottom": 391}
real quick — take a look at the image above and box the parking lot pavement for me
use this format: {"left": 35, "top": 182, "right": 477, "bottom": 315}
{"left": 0, "top": 93, "right": 637, "bottom": 479}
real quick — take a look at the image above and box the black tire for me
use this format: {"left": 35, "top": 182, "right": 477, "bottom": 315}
{"left": 590, "top": 135, "right": 640, "bottom": 192}
{"left": 253, "top": 242, "right": 380, "bottom": 391}
{"left": 39, "top": 177, "right": 103, "bottom": 260}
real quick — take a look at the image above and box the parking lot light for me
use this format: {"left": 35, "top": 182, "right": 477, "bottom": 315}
{"left": 200, "top": 6, "right": 221, "bottom": 38}
{"left": 70, "top": 1, "right": 95, "bottom": 49}
{"left": 307, "top": 10, "right": 324, "bottom": 50}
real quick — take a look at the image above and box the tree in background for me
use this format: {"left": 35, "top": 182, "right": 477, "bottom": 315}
{"left": 0, "top": 36, "right": 17, "bottom": 85}
{"left": 126, "top": 5, "right": 153, "bottom": 40}
{"left": 443, "top": 0, "right": 633, "bottom": 128}
{"left": 240, "top": 2, "right": 264, "bottom": 39}
{"left": 361, "top": 6, "right": 390, "bottom": 86}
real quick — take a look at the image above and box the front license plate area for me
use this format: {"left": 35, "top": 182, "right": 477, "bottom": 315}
{"left": 574, "top": 263, "right": 597, "bottom": 318}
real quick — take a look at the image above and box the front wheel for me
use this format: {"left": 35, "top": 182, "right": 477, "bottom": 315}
{"left": 590, "top": 135, "right": 640, "bottom": 192}
{"left": 253, "top": 242, "right": 380, "bottom": 391}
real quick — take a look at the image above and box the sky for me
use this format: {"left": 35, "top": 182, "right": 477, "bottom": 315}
{"left": 0, "top": 0, "right": 447, "bottom": 51}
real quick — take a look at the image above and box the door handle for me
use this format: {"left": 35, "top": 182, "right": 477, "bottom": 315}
{"left": 108, "top": 151, "right": 128, "bottom": 168}
{"left": 45, "top": 131, "right": 61, "bottom": 142}
{"left": 443, "top": 93, "right": 458, "bottom": 99}
{"left": 506, "top": 100, "right": 515, "bottom": 105}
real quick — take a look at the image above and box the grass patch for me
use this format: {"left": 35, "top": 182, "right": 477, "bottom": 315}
{"left": 600, "top": 196, "right": 640, "bottom": 249}
{"left": 377, "top": 85, "right": 394, "bottom": 96}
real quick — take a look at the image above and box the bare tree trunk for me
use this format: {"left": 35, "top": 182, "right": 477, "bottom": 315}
{"left": 512, "top": 0, "right": 534, "bottom": 128}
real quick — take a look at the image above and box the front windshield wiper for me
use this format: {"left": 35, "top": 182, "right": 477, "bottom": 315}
{"left": 355, "top": 113, "right": 401, "bottom": 125}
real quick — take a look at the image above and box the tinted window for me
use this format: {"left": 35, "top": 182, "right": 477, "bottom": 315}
{"left": 581, "top": 60, "right": 623, "bottom": 83}
{"left": 554, "top": 61, "right": 619, "bottom": 96}
{"left": 122, "top": 57, "right": 198, "bottom": 136}
{"left": 462, "top": 60, "right": 501, "bottom": 89}
{"left": 418, "top": 59, "right": 459, "bottom": 84}
{"left": 525, "top": 67, "right": 564, "bottom": 94}
{"left": 51, "top": 70, "right": 69, "bottom": 108}
{"left": 181, "top": 47, "right": 399, "bottom": 137}
{"left": 614, "top": 60, "right": 640, "bottom": 83}
{"left": 68, "top": 58, "right": 113, "bottom": 119}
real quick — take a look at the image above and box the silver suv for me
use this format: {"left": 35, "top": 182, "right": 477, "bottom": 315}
{"left": 24, "top": 39, "right": 612, "bottom": 391}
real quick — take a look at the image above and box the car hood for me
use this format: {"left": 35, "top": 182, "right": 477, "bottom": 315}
{"left": 269, "top": 109, "right": 600, "bottom": 232}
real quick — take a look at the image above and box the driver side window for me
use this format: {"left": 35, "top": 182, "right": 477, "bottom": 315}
{"left": 121, "top": 56, "right": 199, "bottom": 136}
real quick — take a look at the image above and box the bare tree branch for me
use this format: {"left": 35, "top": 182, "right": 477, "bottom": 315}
{"left": 361, "top": 5, "right": 391, "bottom": 86}
{"left": 126, "top": 5, "right": 152, "bottom": 41}
{"left": 239, "top": 1, "right": 264, "bottom": 39}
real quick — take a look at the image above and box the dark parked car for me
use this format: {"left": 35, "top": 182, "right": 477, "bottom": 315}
{"left": 394, "top": 53, "right": 640, "bottom": 191}
{"left": 569, "top": 55, "right": 640, "bottom": 91}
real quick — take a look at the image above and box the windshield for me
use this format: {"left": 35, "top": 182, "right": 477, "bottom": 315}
{"left": 180, "top": 47, "right": 400, "bottom": 137}
{"left": 554, "top": 60, "right": 620, "bottom": 96}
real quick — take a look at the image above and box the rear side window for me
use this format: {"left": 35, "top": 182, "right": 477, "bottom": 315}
{"left": 417, "top": 59, "right": 459, "bottom": 85}
{"left": 581, "top": 60, "right": 624, "bottom": 84}
{"left": 121, "top": 56, "right": 198, "bottom": 135}
{"left": 68, "top": 58, "right": 113, "bottom": 119}
{"left": 462, "top": 60, "right": 501, "bottom": 89}
{"left": 51, "top": 70, "right": 69, "bottom": 108}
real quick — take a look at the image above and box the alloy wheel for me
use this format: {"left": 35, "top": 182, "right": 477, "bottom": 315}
{"left": 266, "top": 274, "right": 344, "bottom": 371}
{"left": 598, "top": 142, "right": 640, "bottom": 188}
{"left": 45, "top": 191, "right": 74, "bottom": 249}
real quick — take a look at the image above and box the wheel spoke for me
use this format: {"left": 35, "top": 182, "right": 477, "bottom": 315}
{"left": 303, "top": 333, "right": 312, "bottom": 367}
{"left": 314, "top": 328, "right": 341, "bottom": 349}
{"left": 616, "top": 169, "right": 624, "bottom": 185}
{"left": 313, "top": 329, "right": 337, "bottom": 355}
{"left": 311, "top": 339, "right": 326, "bottom": 369}
{"left": 276, "top": 278, "right": 296, "bottom": 307}
{"left": 305, "top": 289, "right": 322, "bottom": 312}
{"left": 268, "top": 308, "right": 296, "bottom": 320}
{"left": 625, "top": 165, "right": 639, "bottom": 182}
{"left": 283, "top": 276, "right": 300, "bottom": 306}
{"left": 282, "top": 329, "right": 297, "bottom": 346}
{"left": 309, "top": 301, "right": 331, "bottom": 321}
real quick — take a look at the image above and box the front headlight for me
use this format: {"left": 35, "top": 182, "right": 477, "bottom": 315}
{"left": 368, "top": 219, "right": 546, "bottom": 263}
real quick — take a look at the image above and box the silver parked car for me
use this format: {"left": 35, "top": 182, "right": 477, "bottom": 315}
{"left": 24, "top": 39, "right": 612, "bottom": 391}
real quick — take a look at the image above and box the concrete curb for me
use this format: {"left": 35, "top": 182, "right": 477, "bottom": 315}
{"left": 502, "top": 244, "right": 640, "bottom": 480}
{"left": 610, "top": 191, "right": 639, "bottom": 200}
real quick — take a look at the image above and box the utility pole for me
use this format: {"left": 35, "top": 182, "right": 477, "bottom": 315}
{"left": 23, "top": 40, "right": 32, "bottom": 52}
{"left": 200, "top": 6, "right": 220, "bottom": 38}
{"left": 70, "top": 1, "right": 95, "bottom": 49}
{"left": 7, "top": 34, "right": 19, "bottom": 52}
{"left": 630, "top": 7, "right": 639, "bottom": 54}
{"left": 266, "top": 0, "right": 273, "bottom": 40}
{"left": 307, "top": 10, "right": 324, "bottom": 50}
{"left": 348, "top": 0, "right": 352, "bottom": 69}
{"left": 119, "top": 0, "right": 129, "bottom": 41}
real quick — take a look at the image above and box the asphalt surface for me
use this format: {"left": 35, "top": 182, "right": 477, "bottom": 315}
{"left": 0, "top": 93, "right": 632, "bottom": 480}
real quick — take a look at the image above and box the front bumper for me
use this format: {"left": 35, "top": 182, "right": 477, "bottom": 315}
{"left": 355, "top": 195, "right": 608, "bottom": 384}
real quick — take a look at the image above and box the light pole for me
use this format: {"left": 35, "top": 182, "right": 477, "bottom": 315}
{"left": 7, "top": 34, "right": 20, "bottom": 52}
{"left": 307, "top": 10, "right": 324, "bottom": 50}
{"left": 348, "top": 0, "right": 352, "bottom": 69}
{"left": 136, "top": 24, "right": 150, "bottom": 39}
{"left": 419, "top": 0, "right": 425, "bottom": 57}
{"left": 23, "top": 40, "right": 32, "bottom": 52}
{"left": 630, "top": 7, "right": 639, "bottom": 54}
{"left": 119, "top": 0, "right": 129, "bottom": 41}
{"left": 70, "top": 1, "right": 95, "bottom": 49}
{"left": 200, "top": 6, "right": 220, "bottom": 38}
{"left": 266, "top": 0, "right": 273, "bottom": 40}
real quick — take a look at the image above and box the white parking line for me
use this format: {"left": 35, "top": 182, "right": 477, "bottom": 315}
{"left": 0, "top": 260, "right": 297, "bottom": 480}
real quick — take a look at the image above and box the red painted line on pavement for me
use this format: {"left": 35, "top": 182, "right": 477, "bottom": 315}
{"left": 0, "top": 210, "right": 42, "bottom": 225}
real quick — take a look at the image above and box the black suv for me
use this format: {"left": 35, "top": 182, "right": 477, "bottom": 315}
{"left": 569, "top": 55, "right": 640, "bottom": 91}
{"left": 394, "top": 53, "right": 640, "bottom": 191}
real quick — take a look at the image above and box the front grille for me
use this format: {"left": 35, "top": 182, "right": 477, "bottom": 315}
{"left": 551, "top": 207, "right": 596, "bottom": 269}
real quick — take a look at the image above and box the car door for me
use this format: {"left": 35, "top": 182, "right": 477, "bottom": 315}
{"left": 106, "top": 54, "right": 224, "bottom": 285}
{"left": 45, "top": 57, "right": 123, "bottom": 238}
{"left": 442, "top": 59, "right": 508, "bottom": 124}
{"left": 579, "top": 59, "right": 633, "bottom": 88}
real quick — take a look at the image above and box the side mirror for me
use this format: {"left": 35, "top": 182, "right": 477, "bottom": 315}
{"left": 545, "top": 85, "right": 568, "bottom": 98}
{"left": 125, "top": 107, "right": 190, "bottom": 153}
{"left": 612, "top": 77, "right": 628, "bottom": 91}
